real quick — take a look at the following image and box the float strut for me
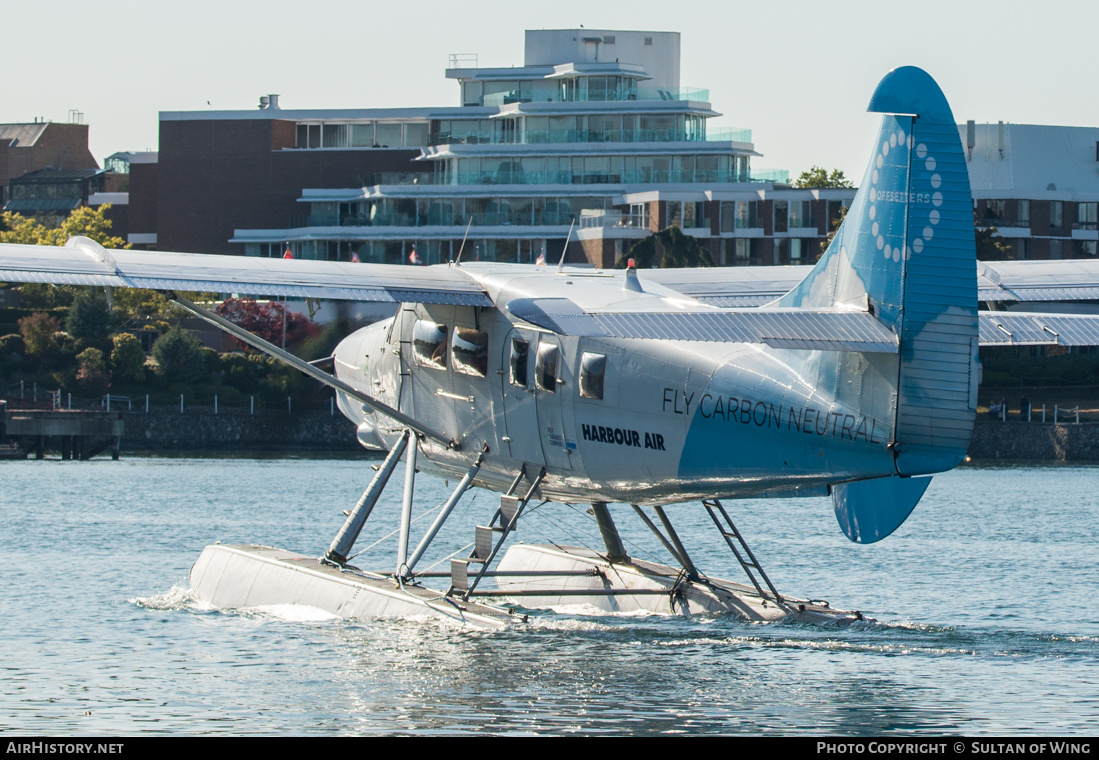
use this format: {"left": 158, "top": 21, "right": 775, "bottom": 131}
{"left": 405, "top": 451, "right": 485, "bottom": 576}
{"left": 653, "top": 506, "right": 700, "bottom": 580}
{"left": 591, "top": 502, "right": 628, "bottom": 563}
{"left": 395, "top": 433, "right": 418, "bottom": 576}
{"left": 325, "top": 430, "right": 410, "bottom": 565}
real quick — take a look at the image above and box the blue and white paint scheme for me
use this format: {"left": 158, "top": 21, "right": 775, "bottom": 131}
{"left": 5, "top": 66, "right": 1099, "bottom": 560}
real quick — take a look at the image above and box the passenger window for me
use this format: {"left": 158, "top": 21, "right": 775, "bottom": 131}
{"left": 535, "top": 343, "right": 558, "bottom": 393}
{"left": 413, "top": 321, "right": 448, "bottom": 369}
{"left": 509, "top": 338, "right": 529, "bottom": 387}
{"left": 453, "top": 327, "right": 488, "bottom": 378}
{"left": 579, "top": 353, "right": 606, "bottom": 400}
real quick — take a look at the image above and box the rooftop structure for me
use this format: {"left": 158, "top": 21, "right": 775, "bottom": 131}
{"left": 149, "top": 29, "right": 848, "bottom": 268}
{"left": 0, "top": 121, "right": 98, "bottom": 206}
{"left": 965, "top": 121, "right": 1099, "bottom": 260}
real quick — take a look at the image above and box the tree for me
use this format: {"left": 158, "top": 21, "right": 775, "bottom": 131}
{"left": 18, "top": 312, "right": 62, "bottom": 360}
{"left": 110, "top": 333, "right": 146, "bottom": 383}
{"left": 974, "top": 212, "right": 1013, "bottom": 261}
{"left": 0, "top": 205, "right": 127, "bottom": 248}
{"left": 794, "top": 166, "right": 854, "bottom": 189}
{"left": 111, "top": 288, "right": 174, "bottom": 322}
{"left": 615, "top": 226, "right": 715, "bottom": 269}
{"left": 151, "top": 325, "right": 206, "bottom": 381}
{"left": 215, "top": 298, "right": 320, "bottom": 349}
{"left": 75, "top": 347, "right": 110, "bottom": 397}
{"left": 66, "top": 288, "right": 113, "bottom": 346}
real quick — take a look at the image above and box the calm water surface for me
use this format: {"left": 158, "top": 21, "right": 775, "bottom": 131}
{"left": 2, "top": 456, "right": 1097, "bottom": 735}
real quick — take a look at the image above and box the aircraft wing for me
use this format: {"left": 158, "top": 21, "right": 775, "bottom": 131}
{"left": 0, "top": 237, "right": 492, "bottom": 307}
{"left": 641, "top": 260, "right": 1099, "bottom": 307}
{"left": 977, "top": 260, "right": 1099, "bottom": 303}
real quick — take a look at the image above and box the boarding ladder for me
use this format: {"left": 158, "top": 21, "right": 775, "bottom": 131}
{"left": 449, "top": 467, "right": 545, "bottom": 600}
{"left": 702, "top": 499, "right": 787, "bottom": 609}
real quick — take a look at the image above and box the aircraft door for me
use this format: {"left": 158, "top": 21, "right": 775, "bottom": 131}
{"left": 500, "top": 328, "right": 544, "bottom": 465}
{"left": 533, "top": 334, "right": 575, "bottom": 471}
{"left": 403, "top": 307, "right": 459, "bottom": 442}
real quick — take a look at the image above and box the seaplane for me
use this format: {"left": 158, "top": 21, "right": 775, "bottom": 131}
{"left": 4, "top": 67, "right": 1099, "bottom": 628}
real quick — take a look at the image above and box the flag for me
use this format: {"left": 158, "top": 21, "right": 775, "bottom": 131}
{"left": 282, "top": 243, "right": 293, "bottom": 259}
{"left": 409, "top": 245, "right": 423, "bottom": 265}
{"left": 350, "top": 251, "right": 360, "bottom": 263}
{"left": 535, "top": 251, "right": 546, "bottom": 266}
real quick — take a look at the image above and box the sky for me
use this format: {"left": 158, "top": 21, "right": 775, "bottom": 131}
{"left": 5, "top": 0, "right": 1098, "bottom": 182}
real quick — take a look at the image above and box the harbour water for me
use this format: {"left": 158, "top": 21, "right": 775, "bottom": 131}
{"left": 2, "top": 456, "right": 1097, "bottom": 735}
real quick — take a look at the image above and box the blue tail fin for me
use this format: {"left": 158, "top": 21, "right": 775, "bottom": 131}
{"left": 779, "top": 66, "right": 978, "bottom": 480}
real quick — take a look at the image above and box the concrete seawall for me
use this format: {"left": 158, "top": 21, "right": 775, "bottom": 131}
{"left": 120, "top": 411, "right": 361, "bottom": 452}
{"left": 969, "top": 420, "right": 1099, "bottom": 461}
{"left": 109, "top": 413, "right": 1099, "bottom": 459}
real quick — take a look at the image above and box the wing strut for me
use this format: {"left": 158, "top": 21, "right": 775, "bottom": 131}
{"left": 168, "top": 294, "right": 459, "bottom": 450}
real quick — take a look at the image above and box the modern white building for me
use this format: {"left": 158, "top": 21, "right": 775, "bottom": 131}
{"left": 966, "top": 121, "right": 1099, "bottom": 260}
{"left": 227, "top": 29, "right": 852, "bottom": 268}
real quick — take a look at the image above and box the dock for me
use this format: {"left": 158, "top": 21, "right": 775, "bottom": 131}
{"left": 1, "top": 402, "right": 123, "bottom": 460}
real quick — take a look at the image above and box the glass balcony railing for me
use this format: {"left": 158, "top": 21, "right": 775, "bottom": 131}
{"left": 348, "top": 167, "right": 754, "bottom": 189}
{"left": 431, "top": 126, "right": 750, "bottom": 146}
{"left": 749, "top": 169, "right": 790, "bottom": 184}
{"left": 446, "top": 169, "right": 750, "bottom": 186}
{"left": 634, "top": 86, "right": 709, "bottom": 102}
{"left": 706, "top": 127, "right": 753, "bottom": 143}
{"left": 293, "top": 211, "right": 586, "bottom": 229}
{"left": 479, "top": 85, "right": 709, "bottom": 107}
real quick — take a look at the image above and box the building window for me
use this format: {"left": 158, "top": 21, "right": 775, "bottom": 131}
{"left": 723, "top": 238, "right": 751, "bottom": 266}
{"left": 720, "top": 201, "right": 735, "bottom": 233}
{"left": 773, "top": 201, "right": 788, "bottom": 233}
{"left": 322, "top": 124, "right": 347, "bottom": 148}
{"left": 1050, "top": 239, "right": 1063, "bottom": 259}
{"left": 1050, "top": 201, "right": 1064, "bottom": 233}
{"left": 666, "top": 201, "right": 683, "bottom": 228}
{"left": 788, "top": 200, "right": 811, "bottom": 229}
{"left": 1017, "top": 199, "right": 1030, "bottom": 227}
{"left": 1075, "top": 240, "right": 1098, "bottom": 257}
{"left": 984, "top": 199, "right": 1006, "bottom": 220}
{"left": 1077, "top": 202, "right": 1098, "bottom": 230}
{"left": 462, "top": 81, "right": 482, "bottom": 107}
{"left": 735, "top": 201, "right": 758, "bottom": 229}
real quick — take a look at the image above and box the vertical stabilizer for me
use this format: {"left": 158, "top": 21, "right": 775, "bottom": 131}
{"left": 778, "top": 66, "right": 977, "bottom": 479}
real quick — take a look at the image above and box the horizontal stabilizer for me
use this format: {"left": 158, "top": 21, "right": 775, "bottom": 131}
{"left": 979, "top": 312, "right": 1099, "bottom": 347}
{"left": 831, "top": 475, "right": 931, "bottom": 544}
{"left": 505, "top": 297, "right": 899, "bottom": 353}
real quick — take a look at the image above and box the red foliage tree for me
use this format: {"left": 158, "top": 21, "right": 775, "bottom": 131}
{"left": 215, "top": 298, "right": 320, "bottom": 350}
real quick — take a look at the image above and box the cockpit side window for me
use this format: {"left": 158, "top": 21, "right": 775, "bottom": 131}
{"left": 453, "top": 327, "right": 488, "bottom": 378}
{"left": 579, "top": 352, "right": 606, "bottom": 400}
{"left": 535, "top": 343, "right": 558, "bottom": 393}
{"left": 413, "top": 320, "right": 448, "bottom": 369}
{"left": 509, "top": 338, "right": 529, "bottom": 387}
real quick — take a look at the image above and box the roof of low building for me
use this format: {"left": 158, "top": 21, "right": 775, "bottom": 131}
{"left": 964, "top": 123, "right": 1099, "bottom": 199}
{"left": 0, "top": 123, "right": 49, "bottom": 147}
{"left": 11, "top": 167, "right": 105, "bottom": 183}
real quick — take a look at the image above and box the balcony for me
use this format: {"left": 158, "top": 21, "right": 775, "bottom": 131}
{"left": 432, "top": 125, "right": 751, "bottom": 146}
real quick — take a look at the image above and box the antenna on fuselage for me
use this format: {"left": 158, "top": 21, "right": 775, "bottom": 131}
{"left": 453, "top": 218, "right": 473, "bottom": 265}
{"left": 556, "top": 219, "right": 575, "bottom": 271}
